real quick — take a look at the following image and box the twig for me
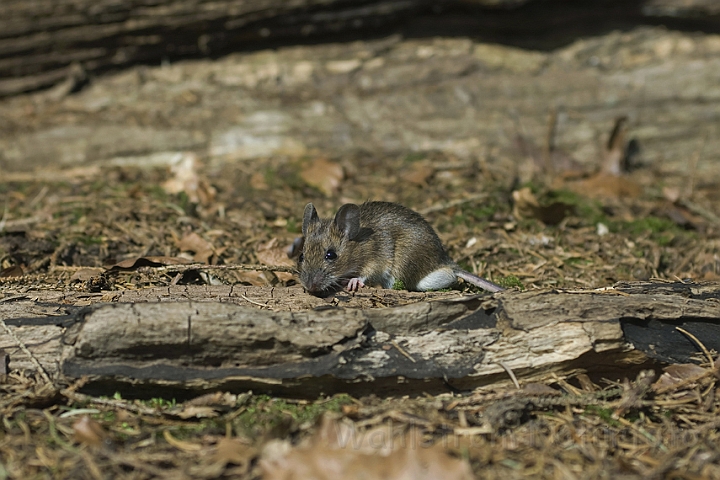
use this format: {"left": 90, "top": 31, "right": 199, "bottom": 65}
{"left": 498, "top": 361, "right": 520, "bottom": 390}
{"left": 676, "top": 327, "right": 715, "bottom": 369}
{"left": 151, "top": 263, "right": 296, "bottom": 274}
{"left": 391, "top": 341, "right": 416, "bottom": 363}
{"left": 678, "top": 199, "right": 720, "bottom": 227}
{"left": 240, "top": 294, "right": 268, "bottom": 308}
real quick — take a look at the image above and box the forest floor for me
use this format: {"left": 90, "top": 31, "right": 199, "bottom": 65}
{"left": 2, "top": 142, "right": 719, "bottom": 479}
{"left": 2, "top": 24, "right": 720, "bottom": 480}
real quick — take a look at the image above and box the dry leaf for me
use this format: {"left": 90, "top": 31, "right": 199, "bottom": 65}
{"left": 250, "top": 172, "right": 269, "bottom": 190}
{"left": 175, "top": 406, "right": 222, "bottom": 419}
{"left": 653, "top": 364, "right": 708, "bottom": 393}
{"left": 73, "top": 416, "right": 107, "bottom": 448}
{"left": 163, "top": 430, "right": 203, "bottom": 452}
{"left": 108, "top": 256, "right": 193, "bottom": 271}
{"left": 162, "top": 152, "right": 217, "bottom": 204}
{"left": 261, "top": 415, "right": 473, "bottom": 480}
{"left": 69, "top": 268, "right": 105, "bottom": 282}
{"left": 257, "top": 238, "right": 296, "bottom": 268}
{"left": 521, "top": 383, "right": 561, "bottom": 396}
{"left": 176, "top": 232, "right": 215, "bottom": 263}
{"left": 401, "top": 162, "right": 435, "bottom": 186}
{"left": 212, "top": 437, "right": 257, "bottom": 469}
{"left": 185, "top": 392, "right": 238, "bottom": 407}
{"left": 659, "top": 203, "right": 704, "bottom": 230}
{"left": 300, "top": 158, "right": 344, "bottom": 197}
{"left": 662, "top": 186, "right": 682, "bottom": 203}
{"left": 171, "top": 392, "right": 238, "bottom": 418}
{"left": 512, "top": 187, "right": 540, "bottom": 220}
{"left": 0, "top": 265, "right": 23, "bottom": 278}
{"left": 567, "top": 172, "right": 642, "bottom": 200}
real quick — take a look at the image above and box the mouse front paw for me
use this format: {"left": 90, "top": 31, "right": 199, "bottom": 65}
{"left": 346, "top": 277, "right": 365, "bottom": 292}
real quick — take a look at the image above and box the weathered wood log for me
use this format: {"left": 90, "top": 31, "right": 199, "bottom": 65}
{"left": 2, "top": 0, "right": 718, "bottom": 97}
{"left": 1, "top": 282, "right": 719, "bottom": 397}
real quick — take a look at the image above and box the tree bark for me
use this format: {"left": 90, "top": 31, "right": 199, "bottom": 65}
{"left": 2, "top": 282, "right": 718, "bottom": 397}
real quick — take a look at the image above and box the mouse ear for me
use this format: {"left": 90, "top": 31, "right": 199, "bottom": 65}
{"left": 334, "top": 204, "right": 361, "bottom": 240}
{"left": 286, "top": 236, "right": 304, "bottom": 259}
{"left": 302, "top": 203, "right": 319, "bottom": 236}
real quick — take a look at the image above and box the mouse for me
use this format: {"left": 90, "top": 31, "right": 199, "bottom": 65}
{"left": 296, "top": 201, "right": 504, "bottom": 297}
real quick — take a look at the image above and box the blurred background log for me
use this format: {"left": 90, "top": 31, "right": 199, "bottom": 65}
{"left": 1, "top": 0, "right": 718, "bottom": 97}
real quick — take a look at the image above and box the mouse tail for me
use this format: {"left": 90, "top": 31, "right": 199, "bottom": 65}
{"left": 456, "top": 270, "right": 505, "bottom": 293}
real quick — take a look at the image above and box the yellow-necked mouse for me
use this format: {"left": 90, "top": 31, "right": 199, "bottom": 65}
{"left": 297, "top": 201, "right": 504, "bottom": 297}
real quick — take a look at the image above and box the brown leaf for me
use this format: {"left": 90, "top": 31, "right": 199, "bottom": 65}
{"left": 185, "top": 392, "right": 238, "bottom": 407}
{"left": 658, "top": 203, "right": 705, "bottom": 230}
{"left": 257, "top": 238, "right": 296, "bottom": 268}
{"left": 512, "top": 187, "right": 540, "bottom": 220}
{"left": 521, "top": 383, "right": 560, "bottom": 396}
{"left": 0, "top": 265, "right": 23, "bottom": 278}
{"left": 300, "top": 158, "right": 344, "bottom": 197}
{"left": 163, "top": 430, "right": 203, "bottom": 452}
{"left": 72, "top": 416, "right": 107, "bottom": 448}
{"left": 162, "top": 152, "right": 217, "bottom": 205}
{"left": 171, "top": 392, "right": 238, "bottom": 419}
{"left": 175, "top": 406, "right": 222, "bottom": 419}
{"left": 212, "top": 437, "right": 257, "bottom": 469}
{"left": 176, "top": 232, "right": 215, "bottom": 263}
{"left": 250, "top": 172, "right": 269, "bottom": 190}
{"left": 401, "top": 162, "right": 435, "bottom": 186}
{"left": 566, "top": 172, "right": 642, "bottom": 200}
{"left": 261, "top": 416, "right": 473, "bottom": 480}
{"left": 69, "top": 268, "right": 105, "bottom": 282}
{"left": 233, "top": 270, "right": 273, "bottom": 286}
{"left": 662, "top": 186, "right": 682, "bottom": 203}
{"left": 107, "top": 256, "right": 193, "bottom": 271}
{"left": 653, "top": 364, "right": 708, "bottom": 393}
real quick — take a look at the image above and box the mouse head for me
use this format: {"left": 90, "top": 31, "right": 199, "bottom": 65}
{"left": 298, "top": 203, "right": 361, "bottom": 296}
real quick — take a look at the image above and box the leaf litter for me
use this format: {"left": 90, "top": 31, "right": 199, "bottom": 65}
{"left": 1, "top": 112, "right": 720, "bottom": 478}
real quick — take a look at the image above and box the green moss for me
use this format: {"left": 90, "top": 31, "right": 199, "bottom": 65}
{"left": 275, "top": 163, "right": 305, "bottom": 191}
{"left": 77, "top": 236, "right": 105, "bottom": 246}
{"left": 286, "top": 217, "right": 300, "bottom": 234}
{"left": 621, "top": 216, "right": 690, "bottom": 246}
{"left": 235, "top": 394, "right": 354, "bottom": 436}
{"left": 403, "top": 152, "right": 426, "bottom": 163}
{"left": 547, "top": 189, "right": 608, "bottom": 226}
{"left": 392, "top": 279, "right": 406, "bottom": 290}
{"left": 585, "top": 405, "right": 622, "bottom": 427}
{"left": 497, "top": 275, "right": 524, "bottom": 290}
{"left": 565, "top": 257, "right": 592, "bottom": 267}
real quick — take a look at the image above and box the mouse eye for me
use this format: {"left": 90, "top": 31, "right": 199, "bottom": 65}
{"left": 298, "top": 253, "right": 304, "bottom": 263}
{"left": 325, "top": 249, "right": 337, "bottom": 261}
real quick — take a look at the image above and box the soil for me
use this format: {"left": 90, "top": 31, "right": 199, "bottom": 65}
{"left": 1, "top": 22, "right": 720, "bottom": 480}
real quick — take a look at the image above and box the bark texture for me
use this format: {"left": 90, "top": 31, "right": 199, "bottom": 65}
{"left": 2, "top": 282, "right": 718, "bottom": 397}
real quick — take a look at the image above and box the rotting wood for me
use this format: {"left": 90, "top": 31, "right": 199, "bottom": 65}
{"left": 1, "top": 282, "right": 719, "bottom": 397}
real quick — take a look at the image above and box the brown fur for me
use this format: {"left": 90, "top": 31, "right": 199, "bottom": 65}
{"left": 299, "top": 201, "right": 463, "bottom": 296}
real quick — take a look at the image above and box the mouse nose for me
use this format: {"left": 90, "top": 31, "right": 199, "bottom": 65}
{"left": 303, "top": 272, "right": 332, "bottom": 296}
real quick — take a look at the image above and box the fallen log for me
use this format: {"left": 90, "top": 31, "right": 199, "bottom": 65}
{"left": 2, "top": 0, "right": 719, "bottom": 97}
{"left": 1, "top": 282, "right": 719, "bottom": 397}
